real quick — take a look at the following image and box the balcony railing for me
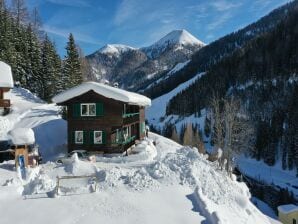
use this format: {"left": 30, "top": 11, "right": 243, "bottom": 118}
{"left": 0, "top": 99, "right": 10, "bottom": 108}
{"left": 122, "top": 113, "right": 139, "bottom": 118}
{"left": 111, "top": 135, "right": 136, "bottom": 145}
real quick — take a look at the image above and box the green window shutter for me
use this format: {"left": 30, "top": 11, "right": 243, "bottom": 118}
{"left": 72, "top": 103, "right": 80, "bottom": 117}
{"left": 89, "top": 131, "right": 94, "bottom": 145}
{"left": 96, "top": 103, "right": 104, "bottom": 116}
{"left": 83, "top": 131, "right": 88, "bottom": 145}
{"left": 102, "top": 131, "right": 106, "bottom": 144}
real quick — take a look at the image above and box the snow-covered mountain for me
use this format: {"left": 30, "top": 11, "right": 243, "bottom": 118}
{"left": 97, "top": 44, "right": 136, "bottom": 56}
{"left": 86, "top": 29, "right": 204, "bottom": 90}
{"left": 142, "top": 29, "right": 205, "bottom": 59}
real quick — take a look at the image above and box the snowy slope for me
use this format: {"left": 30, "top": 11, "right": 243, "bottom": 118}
{"left": 146, "top": 72, "right": 205, "bottom": 127}
{"left": 0, "top": 87, "right": 67, "bottom": 159}
{"left": 237, "top": 156, "right": 298, "bottom": 199}
{"left": 143, "top": 60, "right": 191, "bottom": 91}
{"left": 0, "top": 133, "right": 273, "bottom": 224}
{"left": 0, "top": 87, "right": 276, "bottom": 224}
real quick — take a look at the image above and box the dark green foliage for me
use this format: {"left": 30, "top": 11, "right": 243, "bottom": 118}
{"left": 0, "top": 1, "right": 82, "bottom": 101}
{"left": 204, "top": 116, "right": 211, "bottom": 138}
{"left": 63, "top": 33, "right": 83, "bottom": 89}
{"left": 166, "top": 3, "right": 298, "bottom": 171}
{"left": 143, "top": 1, "right": 296, "bottom": 99}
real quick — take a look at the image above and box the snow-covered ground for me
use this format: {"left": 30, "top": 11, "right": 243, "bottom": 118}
{"left": 237, "top": 156, "right": 298, "bottom": 199}
{"left": 0, "top": 87, "right": 67, "bottom": 160}
{"left": 0, "top": 87, "right": 277, "bottom": 224}
{"left": 146, "top": 72, "right": 205, "bottom": 128}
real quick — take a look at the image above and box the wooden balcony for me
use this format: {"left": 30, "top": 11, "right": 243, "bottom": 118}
{"left": 123, "top": 113, "right": 139, "bottom": 125}
{"left": 0, "top": 99, "right": 11, "bottom": 108}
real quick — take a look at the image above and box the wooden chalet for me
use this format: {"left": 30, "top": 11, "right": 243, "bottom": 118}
{"left": 0, "top": 61, "right": 14, "bottom": 114}
{"left": 52, "top": 82, "right": 151, "bottom": 154}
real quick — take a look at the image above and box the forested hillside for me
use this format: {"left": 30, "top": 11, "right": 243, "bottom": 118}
{"left": 0, "top": 0, "right": 83, "bottom": 101}
{"left": 166, "top": 3, "right": 298, "bottom": 174}
{"left": 143, "top": 1, "right": 296, "bottom": 99}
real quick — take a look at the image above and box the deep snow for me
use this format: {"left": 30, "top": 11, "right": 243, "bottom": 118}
{"left": 0, "top": 87, "right": 277, "bottom": 224}
{"left": 0, "top": 61, "right": 14, "bottom": 88}
{"left": 52, "top": 81, "right": 151, "bottom": 107}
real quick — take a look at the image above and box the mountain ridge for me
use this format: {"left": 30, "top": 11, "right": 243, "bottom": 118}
{"left": 86, "top": 29, "right": 204, "bottom": 89}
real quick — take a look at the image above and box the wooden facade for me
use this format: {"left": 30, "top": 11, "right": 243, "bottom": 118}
{"left": 58, "top": 90, "right": 147, "bottom": 153}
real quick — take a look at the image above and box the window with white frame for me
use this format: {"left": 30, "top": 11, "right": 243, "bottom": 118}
{"left": 75, "top": 131, "right": 84, "bottom": 144}
{"left": 81, "top": 103, "right": 96, "bottom": 116}
{"left": 94, "top": 131, "right": 103, "bottom": 144}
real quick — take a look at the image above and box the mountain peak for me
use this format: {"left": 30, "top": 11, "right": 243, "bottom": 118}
{"left": 99, "top": 44, "right": 136, "bottom": 55}
{"left": 151, "top": 29, "right": 205, "bottom": 48}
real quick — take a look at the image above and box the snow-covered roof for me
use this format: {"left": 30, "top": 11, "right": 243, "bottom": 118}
{"left": 8, "top": 128, "right": 35, "bottom": 145}
{"left": 52, "top": 82, "right": 151, "bottom": 107}
{"left": 278, "top": 204, "right": 298, "bottom": 214}
{"left": 0, "top": 61, "right": 14, "bottom": 88}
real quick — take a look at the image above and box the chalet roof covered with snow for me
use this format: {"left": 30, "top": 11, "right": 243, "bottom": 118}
{"left": 0, "top": 61, "right": 14, "bottom": 88}
{"left": 52, "top": 82, "right": 151, "bottom": 107}
{"left": 278, "top": 204, "right": 298, "bottom": 214}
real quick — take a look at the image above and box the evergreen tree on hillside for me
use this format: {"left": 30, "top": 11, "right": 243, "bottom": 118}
{"left": 287, "top": 85, "right": 298, "bottom": 176}
{"left": 41, "top": 34, "right": 62, "bottom": 101}
{"left": 11, "top": 0, "right": 28, "bottom": 25}
{"left": 25, "top": 24, "right": 41, "bottom": 93}
{"left": 63, "top": 33, "right": 82, "bottom": 89}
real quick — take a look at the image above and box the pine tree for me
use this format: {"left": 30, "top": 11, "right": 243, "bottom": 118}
{"left": 204, "top": 115, "right": 211, "bottom": 138}
{"left": 63, "top": 33, "right": 82, "bottom": 89}
{"left": 40, "top": 34, "right": 62, "bottom": 101}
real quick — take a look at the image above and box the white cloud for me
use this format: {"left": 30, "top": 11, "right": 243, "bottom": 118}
{"left": 43, "top": 25, "right": 100, "bottom": 45}
{"left": 45, "top": 0, "right": 91, "bottom": 8}
{"left": 207, "top": 12, "right": 233, "bottom": 31}
{"left": 210, "top": 0, "right": 243, "bottom": 12}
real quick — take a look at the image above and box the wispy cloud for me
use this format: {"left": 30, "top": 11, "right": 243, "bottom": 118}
{"left": 43, "top": 25, "right": 100, "bottom": 45}
{"left": 45, "top": 0, "right": 91, "bottom": 8}
{"left": 207, "top": 12, "right": 233, "bottom": 31}
{"left": 210, "top": 0, "right": 243, "bottom": 12}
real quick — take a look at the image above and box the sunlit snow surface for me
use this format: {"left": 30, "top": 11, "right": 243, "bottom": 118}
{"left": 0, "top": 88, "right": 275, "bottom": 224}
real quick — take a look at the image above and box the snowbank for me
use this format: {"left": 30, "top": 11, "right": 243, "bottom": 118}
{"left": 0, "top": 133, "right": 273, "bottom": 224}
{"left": 52, "top": 81, "right": 151, "bottom": 107}
{"left": 0, "top": 61, "right": 13, "bottom": 88}
{"left": 8, "top": 128, "right": 35, "bottom": 145}
{"left": 2, "top": 87, "right": 67, "bottom": 160}
{"left": 95, "top": 138, "right": 157, "bottom": 164}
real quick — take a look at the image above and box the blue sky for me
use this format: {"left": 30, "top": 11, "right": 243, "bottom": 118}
{"left": 26, "top": 0, "right": 291, "bottom": 56}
